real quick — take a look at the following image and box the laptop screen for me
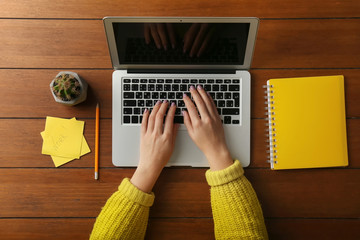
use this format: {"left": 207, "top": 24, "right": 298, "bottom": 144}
{"left": 112, "top": 22, "right": 250, "bottom": 66}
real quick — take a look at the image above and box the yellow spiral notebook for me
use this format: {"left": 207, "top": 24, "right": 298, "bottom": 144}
{"left": 265, "top": 75, "right": 348, "bottom": 170}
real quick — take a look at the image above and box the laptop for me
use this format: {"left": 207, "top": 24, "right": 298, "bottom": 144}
{"left": 103, "top": 17, "right": 259, "bottom": 167}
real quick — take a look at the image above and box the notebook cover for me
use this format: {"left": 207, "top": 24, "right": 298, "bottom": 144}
{"left": 266, "top": 75, "right": 348, "bottom": 170}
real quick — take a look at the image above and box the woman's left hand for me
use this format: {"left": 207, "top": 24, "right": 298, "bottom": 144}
{"left": 131, "top": 100, "right": 179, "bottom": 193}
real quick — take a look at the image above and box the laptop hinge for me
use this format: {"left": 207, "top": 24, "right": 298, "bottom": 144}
{"left": 127, "top": 69, "right": 236, "bottom": 74}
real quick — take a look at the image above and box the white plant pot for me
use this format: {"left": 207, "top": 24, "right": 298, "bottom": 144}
{"left": 50, "top": 71, "right": 88, "bottom": 106}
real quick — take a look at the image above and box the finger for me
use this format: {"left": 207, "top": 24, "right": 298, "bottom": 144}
{"left": 182, "top": 110, "right": 193, "bottom": 132}
{"left": 144, "top": 24, "right": 151, "bottom": 44}
{"left": 166, "top": 23, "right": 177, "bottom": 49}
{"left": 183, "top": 23, "right": 200, "bottom": 53}
{"left": 141, "top": 108, "right": 149, "bottom": 135}
{"left": 183, "top": 91, "right": 200, "bottom": 123}
{"left": 150, "top": 24, "right": 161, "bottom": 49}
{"left": 164, "top": 102, "right": 176, "bottom": 135}
{"left": 197, "top": 28, "right": 212, "bottom": 57}
{"left": 154, "top": 100, "right": 169, "bottom": 133}
{"left": 148, "top": 100, "right": 162, "bottom": 131}
{"left": 156, "top": 23, "right": 168, "bottom": 50}
{"left": 190, "top": 23, "right": 209, "bottom": 57}
{"left": 196, "top": 85, "right": 217, "bottom": 117}
{"left": 189, "top": 85, "right": 210, "bottom": 119}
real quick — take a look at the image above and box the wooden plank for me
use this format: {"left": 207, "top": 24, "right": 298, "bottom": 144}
{"left": 0, "top": 118, "right": 358, "bottom": 168}
{"left": 0, "top": 169, "right": 359, "bottom": 218}
{"left": 0, "top": 218, "right": 359, "bottom": 240}
{"left": 0, "top": 0, "right": 359, "bottom": 19}
{"left": 0, "top": 69, "right": 359, "bottom": 119}
{"left": 1, "top": 19, "right": 360, "bottom": 69}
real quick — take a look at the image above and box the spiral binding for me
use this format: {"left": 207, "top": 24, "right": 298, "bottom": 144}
{"left": 264, "top": 83, "right": 277, "bottom": 167}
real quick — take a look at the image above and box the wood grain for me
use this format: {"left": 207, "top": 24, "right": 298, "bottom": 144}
{"left": 0, "top": 118, "right": 358, "bottom": 168}
{"left": 0, "top": 218, "right": 359, "bottom": 240}
{"left": 0, "top": 69, "right": 359, "bottom": 119}
{"left": 0, "top": 169, "right": 359, "bottom": 218}
{"left": 1, "top": 19, "right": 359, "bottom": 69}
{"left": 0, "top": 0, "right": 359, "bottom": 19}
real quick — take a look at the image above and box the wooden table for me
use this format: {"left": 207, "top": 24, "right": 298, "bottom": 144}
{"left": 1, "top": 0, "right": 359, "bottom": 239}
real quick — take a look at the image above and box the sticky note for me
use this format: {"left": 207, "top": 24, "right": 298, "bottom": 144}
{"left": 42, "top": 116, "right": 84, "bottom": 158}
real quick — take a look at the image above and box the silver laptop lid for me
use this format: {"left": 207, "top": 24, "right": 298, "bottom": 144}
{"left": 103, "top": 17, "right": 259, "bottom": 71}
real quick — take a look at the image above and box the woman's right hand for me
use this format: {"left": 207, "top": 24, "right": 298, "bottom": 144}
{"left": 182, "top": 85, "right": 234, "bottom": 171}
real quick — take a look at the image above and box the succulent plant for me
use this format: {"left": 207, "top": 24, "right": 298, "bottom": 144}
{"left": 52, "top": 73, "right": 81, "bottom": 101}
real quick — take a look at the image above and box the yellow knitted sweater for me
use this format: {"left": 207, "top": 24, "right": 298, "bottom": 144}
{"left": 90, "top": 160, "right": 268, "bottom": 239}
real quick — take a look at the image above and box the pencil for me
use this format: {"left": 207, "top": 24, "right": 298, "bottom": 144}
{"left": 95, "top": 103, "right": 100, "bottom": 180}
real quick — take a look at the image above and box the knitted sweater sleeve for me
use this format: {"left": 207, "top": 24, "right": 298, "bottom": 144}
{"left": 90, "top": 178, "right": 154, "bottom": 240}
{"left": 205, "top": 160, "right": 268, "bottom": 240}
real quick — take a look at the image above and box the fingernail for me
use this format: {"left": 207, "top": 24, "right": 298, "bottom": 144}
{"left": 190, "top": 85, "right": 195, "bottom": 91}
{"left": 144, "top": 108, "right": 148, "bottom": 113}
{"left": 181, "top": 110, "right": 185, "bottom": 116}
{"left": 156, "top": 100, "right": 161, "bottom": 105}
{"left": 183, "top": 93, "right": 188, "bottom": 98}
{"left": 197, "top": 85, "right": 203, "bottom": 90}
{"left": 163, "top": 100, "right": 168, "bottom": 104}
{"left": 171, "top": 102, "right": 176, "bottom": 107}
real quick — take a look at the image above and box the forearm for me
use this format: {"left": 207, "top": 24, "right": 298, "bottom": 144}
{"left": 206, "top": 160, "right": 268, "bottom": 240}
{"left": 90, "top": 178, "right": 154, "bottom": 240}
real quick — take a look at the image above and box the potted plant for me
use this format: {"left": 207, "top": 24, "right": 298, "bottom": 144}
{"left": 50, "top": 71, "right": 88, "bottom": 106}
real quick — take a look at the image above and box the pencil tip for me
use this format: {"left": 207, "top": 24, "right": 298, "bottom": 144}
{"left": 96, "top": 103, "right": 99, "bottom": 108}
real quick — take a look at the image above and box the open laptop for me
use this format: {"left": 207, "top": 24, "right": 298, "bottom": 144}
{"left": 103, "top": 17, "right": 259, "bottom": 167}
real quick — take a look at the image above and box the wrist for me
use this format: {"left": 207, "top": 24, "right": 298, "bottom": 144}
{"left": 130, "top": 164, "right": 163, "bottom": 193}
{"left": 205, "top": 146, "right": 233, "bottom": 171}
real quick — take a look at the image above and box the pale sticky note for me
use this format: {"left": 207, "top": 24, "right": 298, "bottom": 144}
{"left": 41, "top": 132, "right": 91, "bottom": 167}
{"left": 41, "top": 116, "right": 84, "bottom": 158}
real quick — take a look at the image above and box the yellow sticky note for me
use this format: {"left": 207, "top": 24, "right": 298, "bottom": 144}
{"left": 42, "top": 116, "right": 84, "bottom": 158}
{"left": 41, "top": 132, "right": 91, "bottom": 167}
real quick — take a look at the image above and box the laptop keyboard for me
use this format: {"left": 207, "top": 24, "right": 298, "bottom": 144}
{"left": 122, "top": 78, "right": 241, "bottom": 125}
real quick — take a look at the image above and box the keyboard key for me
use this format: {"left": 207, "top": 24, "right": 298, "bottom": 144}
{"left": 144, "top": 92, "right": 151, "bottom": 99}
{"left": 216, "top": 79, "right": 223, "bottom": 83}
{"left": 212, "top": 85, "right": 219, "bottom": 91}
{"left": 123, "top": 84, "right": 130, "bottom": 91}
{"left": 224, "top": 79, "right": 231, "bottom": 83}
{"left": 160, "top": 92, "right": 167, "bottom": 99}
{"left": 164, "top": 84, "right": 171, "bottom": 91}
{"left": 140, "top": 84, "right": 147, "bottom": 91}
{"left": 136, "top": 92, "right": 143, "bottom": 99}
{"left": 165, "top": 79, "right": 173, "bottom": 83}
{"left": 229, "top": 85, "right": 240, "bottom": 91}
{"left": 226, "top": 100, "right": 234, "bottom": 107}
{"left": 183, "top": 79, "right": 189, "bottom": 83}
{"left": 216, "top": 92, "right": 224, "bottom": 99}
{"left": 134, "top": 108, "right": 140, "bottom": 114}
{"left": 140, "top": 79, "right": 147, "bottom": 83}
{"left": 149, "top": 79, "right": 156, "bottom": 83}
{"left": 176, "top": 92, "right": 183, "bottom": 99}
{"left": 152, "top": 92, "right": 159, "bottom": 99}
{"left": 148, "top": 84, "right": 155, "bottom": 91}
{"left": 132, "top": 84, "right": 139, "bottom": 91}
{"left": 157, "top": 79, "right": 164, "bottom": 83}
{"left": 132, "top": 116, "right": 138, "bottom": 124}
{"left": 180, "top": 84, "right": 187, "bottom": 91}
{"left": 178, "top": 100, "right": 185, "bottom": 107}
{"left": 199, "top": 79, "right": 206, "bottom": 83}
{"left": 222, "top": 108, "right": 240, "bottom": 115}
{"left": 123, "top": 79, "right": 131, "bottom": 83}
{"left": 174, "top": 79, "right": 181, "bottom": 83}
{"left": 224, "top": 116, "right": 232, "bottom": 124}
{"left": 221, "top": 85, "right": 227, "bottom": 91}
{"left": 124, "top": 100, "right": 136, "bottom": 106}
{"left": 174, "top": 116, "right": 184, "bottom": 123}
{"left": 207, "top": 79, "right": 214, "bottom": 83}
{"left": 191, "top": 79, "right": 198, "bottom": 83}
{"left": 132, "top": 79, "right": 139, "bottom": 83}
{"left": 138, "top": 100, "right": 145, "bottom": 107}
{"left": 156, "top": 84, "right": 163, "bottom": 91}
{"left": 172, "top": 84, "right": 179, "bottom": 91}
{"left": 218, "top": 100, "right": 225, "bottom": 107}
{"left": 123, "top": 116, "right": 130, "bottom": 123}
{"left": 233, "top": 79, "right": 240, "bottom": 83}
{"left": 123, "top": 92, "right": 134, "bottom": 99}
{"left": 123, "top": 108, "right": 132, "bottom": 114}
{"left": 225, "top": 93, "right": 232, "bottom": 99}
{"left": 204, "top": 85, "right": 211, "bottom": 91}
{"left": 232, "top": 120, "right": 240, "bottom": 124}
{"left": 146, "top": 100, "right": 153, "bottom": 107}
{"left": 168, "top": 92, "right": 175, "bottom": 99}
